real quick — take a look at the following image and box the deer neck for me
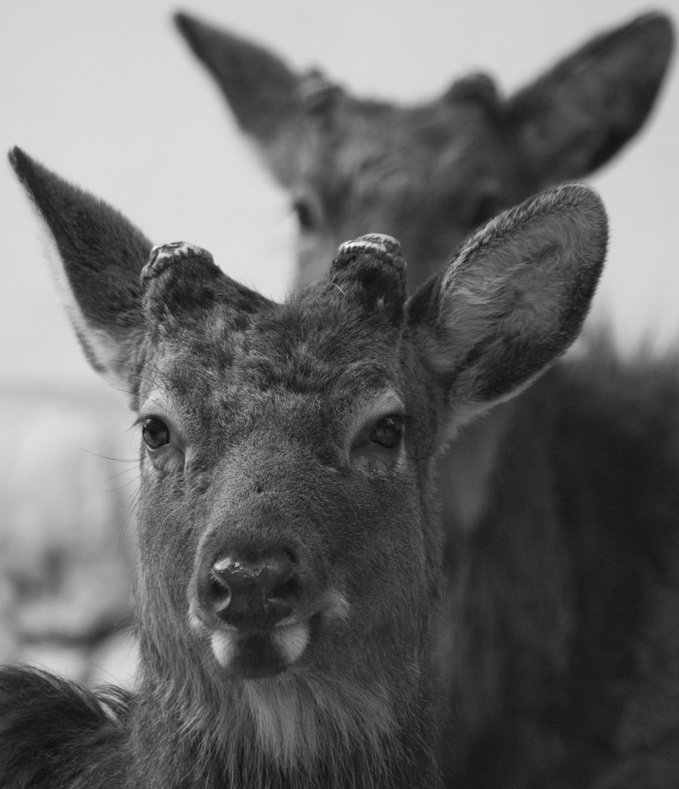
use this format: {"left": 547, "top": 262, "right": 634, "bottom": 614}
{"left": 130, "top": 644, "right": 442, "bottom": 789}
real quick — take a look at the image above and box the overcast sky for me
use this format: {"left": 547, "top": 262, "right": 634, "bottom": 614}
{"left": 1, "top": 0, "right": 677, "bottom": 392}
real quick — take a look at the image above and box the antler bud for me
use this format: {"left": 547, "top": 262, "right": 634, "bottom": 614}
{"left": 330, "top": 234, "right": 407, "bottom": 329}
{"left": 140, "top": 242, "right": 215, "bottom": 285}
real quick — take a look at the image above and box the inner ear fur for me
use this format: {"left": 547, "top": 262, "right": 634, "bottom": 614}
{"left": 408, "top": 183, "right": 607, "bottom": 429}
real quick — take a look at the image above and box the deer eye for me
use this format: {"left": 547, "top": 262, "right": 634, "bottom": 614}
{"left": 292, "top": 199, "right": 315, "bottom": 233}
{"left": 350, "top": 395, "right": 406, "bottom": 471}
{"left": 142, "top": 417, "right": 171, "bottom": 451}
{"left": 370, "top": 415, "right": 404, "bottom": 449}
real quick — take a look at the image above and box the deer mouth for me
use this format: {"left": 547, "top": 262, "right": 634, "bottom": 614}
{"left": 209, "top": 619, "right": 312, "bottom": 679}
{"left": 190, "top": 589, "right": 349, "bottom": 679}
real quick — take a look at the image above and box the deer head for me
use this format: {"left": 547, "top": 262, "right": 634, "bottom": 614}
{"left": 175, "top": 11, "right": 667, "bottom": 292}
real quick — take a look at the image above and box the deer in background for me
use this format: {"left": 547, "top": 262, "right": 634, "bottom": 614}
{"left": 173, "top": 7, "right": 676, "bottom": 578}
{"left": 171, "top": 11, "right": 679, "bottom": 786}
{"left": 1, "top": 150, "right": 607, "bottom": 787}
{"left": 175, "top": 11, "right": 673, "bottom": 291}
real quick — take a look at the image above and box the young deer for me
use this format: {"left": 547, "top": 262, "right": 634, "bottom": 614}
{"left": 0, "top": 149, "right": 607, "bottom": 787}
{"left": 174, "top": 11, "right": 673, "bottom": 291}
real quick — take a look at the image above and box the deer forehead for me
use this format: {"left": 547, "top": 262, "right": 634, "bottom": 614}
{"left": 308, "top": 100, "right": 507, "bottom": 187}
{"left": 138, "top": 296, "right": 409, "bottom": 433}
{"left": 298, "top": 109, "right": 516, "bottom": 258}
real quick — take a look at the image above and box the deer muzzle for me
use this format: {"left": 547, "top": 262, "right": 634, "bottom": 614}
{"left": 207, "top": 549, "right": 298, "bottom": 629}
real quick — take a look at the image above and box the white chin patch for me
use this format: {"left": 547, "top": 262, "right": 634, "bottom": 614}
{"left": 272, "top": 622, "right": 310, "bottom": 664}
{"left": 210, "top": 630, "right": 238, "bottom": 668}
{"left": 209, "top": 623, "right": 310, "bottom": 670}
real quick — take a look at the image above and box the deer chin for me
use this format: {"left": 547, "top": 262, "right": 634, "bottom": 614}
{"left": 209, "top": 621, "right": 311, "bottom": 679}
{"left": 190, "top": 589, "right": 350, "bottom": 679}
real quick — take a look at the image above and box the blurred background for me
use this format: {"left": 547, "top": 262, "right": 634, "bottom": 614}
{"left": 0, "top": 0, "right": 677, "bottom": 683}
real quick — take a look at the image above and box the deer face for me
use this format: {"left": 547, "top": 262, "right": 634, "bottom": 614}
{"left": 290, "top": 89, "right": 531, "bottom": 292}
{"left": 133, "top": 239, "right": 440, "bottom": 684}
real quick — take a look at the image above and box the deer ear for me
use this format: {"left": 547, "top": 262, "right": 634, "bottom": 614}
{"left": 174, "top": 13, "right": 303, "bottom": 181}
{"left": 408, "top": 184, "right": 607, "bottom": 435}
{"left": 9, "top": 147, "right": 152, "bottom": 395}
{"left": 506, "top": 13, "right": 673, "bottom": 184}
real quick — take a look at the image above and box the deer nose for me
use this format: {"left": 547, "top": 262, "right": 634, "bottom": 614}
{"left": 208, "top": 550, "right": 298, "bottom": 629}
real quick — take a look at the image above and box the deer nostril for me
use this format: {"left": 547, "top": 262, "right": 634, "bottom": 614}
{"left": 208, "top": 550, "right": 298, "bottom": 628}
{"left": 270, "top": 574, "right": 298, "bottom": 603}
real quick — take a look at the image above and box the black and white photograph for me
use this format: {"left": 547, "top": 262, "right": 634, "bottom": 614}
{"left": 1, "top": 1, "right": 678, "bottom": 786}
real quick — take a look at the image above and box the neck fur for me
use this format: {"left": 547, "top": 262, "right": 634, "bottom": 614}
{"left": 132, "top": 651, "right": 440, "bottom": 789}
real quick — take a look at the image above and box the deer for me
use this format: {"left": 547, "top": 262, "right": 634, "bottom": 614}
{"left": 174, "top": 10, "right": 673, "bottom": 291}
{"left": 0, "top": 148, "right": 612, "bottom": 787}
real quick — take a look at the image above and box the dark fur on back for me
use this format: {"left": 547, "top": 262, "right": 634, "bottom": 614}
{"left": 0, "top": 666, "right": 129, "bottom": 788}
